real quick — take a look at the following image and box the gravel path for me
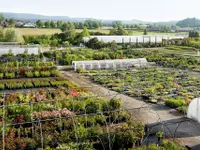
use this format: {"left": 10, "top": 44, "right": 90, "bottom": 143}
{"left": 62, "top": 70, "right": 200, "bottom": 149}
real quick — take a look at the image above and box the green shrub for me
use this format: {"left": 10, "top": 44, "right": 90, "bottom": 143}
{"left": 34, "top": 71, "right": 40, "bottom": 77}
{"left": 0, "top": 83, "right": 5, "bottom": 90}
{"left": 109, "top": 99, "right": 121, "bottom": 110}
{"left": 40, "top": 71, "right": 51, "bottom": 77}
{"left": 178, "top": 106, "right": 187, "bottom": 113}
{"left": 50, "top": 70, "right": 60, "bottom": 77}
{"left": 5, "top": 72, "right": 15, "bottom": 79}
{"left": 24, "top": 82, "right": 34, "bottom": 88}
{"left": 165, "top": 99, "right": 186, "bottom": 108}
{"left": 0, "top": 73, "right": 3, "bottom": 79}
{"left": 25, "top": 71, "right": 34, "bottom": 78}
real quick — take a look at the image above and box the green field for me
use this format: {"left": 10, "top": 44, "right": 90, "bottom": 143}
{"left": 14, "top": 28, "right": 110, "bottom": 36}
{"left": 15, "top": 28, "right": 62, "bottom": 35}
{"left": 13, "top": 27, "right": 188, "bottom": 36}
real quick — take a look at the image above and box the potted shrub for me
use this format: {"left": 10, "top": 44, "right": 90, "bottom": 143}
{"left": 156, "top": 131, "right": 164, "bottom": 143}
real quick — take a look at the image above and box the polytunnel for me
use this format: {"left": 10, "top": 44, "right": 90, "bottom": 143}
{"left": 72, "top": 58, "right": 148, "bottom": 70}
{"left": 187, "top": 98, "right": 200, "bottom": 123}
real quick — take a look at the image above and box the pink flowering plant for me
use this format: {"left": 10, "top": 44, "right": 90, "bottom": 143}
{"left": 32, "top": 108, "right": 72, "bottom": 120}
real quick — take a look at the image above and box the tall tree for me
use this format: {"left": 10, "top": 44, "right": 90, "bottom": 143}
{"left": 78, "top": 22, "right": 84, "bottom": 29}
{"left": 0, "top": 14, "right": 5, "bottom": 22}
{"left": 57, "top": 20, "right": 64, "bottom": 28}
{"left": 36, "top": 20, "right": 44, "bottom": 28}
{"left": 50, "top": 20, "right": 56, "bottom": 28}
{"left": 44, "top": 20, "right": 51, "bottom": 28}
{"left": 0, "top": 28, "right": 4, "bottom": 41}
{"left": 60, "top": 22, "right": 76, "bottom": 42}
{"left": 112, "top": 21, "right": 122, "bottom": 28}
{"left": 8, "top": 18, "right": 15, "bottom": 27}
{"left": 143, "top": 29, "right": 148, "bottom": 35}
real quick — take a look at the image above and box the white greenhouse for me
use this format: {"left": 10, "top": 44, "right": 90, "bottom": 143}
{"left": 72, "top": 58, "right": 148, "bottom": 71}
{"left": 83, "top": 35, "right": 187, "bottom": 44}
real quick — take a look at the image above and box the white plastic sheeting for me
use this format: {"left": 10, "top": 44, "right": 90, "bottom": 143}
{"left": 83, "top": 35, "right": 187, "bottom": 44}
{"left": 0, "top": 46, "right": 39, "bottom": 55}
{"left": 72, "top": 58, "right": 148, "bottom": 70}
{"left": 187, "top": 98, "right": 200, "bottom": 123}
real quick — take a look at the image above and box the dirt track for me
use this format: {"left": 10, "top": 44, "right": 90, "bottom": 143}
{"left": 62, "top": 70, "right": 200, "bottom": 149}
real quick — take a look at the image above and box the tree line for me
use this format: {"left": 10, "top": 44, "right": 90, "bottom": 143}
{"left": 0, "top": 14, "right": 15, "bottom": 27}
{"left": 36, "top": 19, "right": 102, "bottom": 29}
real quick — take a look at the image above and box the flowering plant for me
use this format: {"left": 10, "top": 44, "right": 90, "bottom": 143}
{"left": 69, "top": 90, "right": 79, "bottom": 97}
{"left": 33, "top": 108, "right": 72, "bottom": 119}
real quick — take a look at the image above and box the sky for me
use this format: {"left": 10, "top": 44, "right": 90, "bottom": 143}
{"left": 0, "top": 0, "right": 200, "bottom": 21}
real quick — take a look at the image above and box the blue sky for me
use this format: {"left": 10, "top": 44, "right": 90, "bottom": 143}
{"left": 0, "top": 0, "right": 200, "bottom": 21}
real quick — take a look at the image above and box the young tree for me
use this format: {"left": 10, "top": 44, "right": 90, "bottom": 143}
{"left": 116, "top": 25, "right": 128, "bottom": 35}
{"left": 8, "top": 18, "right": 15, "bottom": 27}
{"left": 110, "top": 40, "right": 118, "bottom": 52}
{"left": 36, "top": 20, "right": 44, "bottom": 28}
{"left": 143, "top": 28, "right": 148, "bottom": 35}
{"left": 4, "top": 29, "right": 24, "bottom": 43}
{"left": 81, "top": 27, "right": 90, "bottom": 37}
{"left": 24, "top": 48, "right": 29, "bottom": 55}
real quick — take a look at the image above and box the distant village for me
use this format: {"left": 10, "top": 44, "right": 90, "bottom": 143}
{"left": 0, "top": 20, "right": 36, "bottom": 28}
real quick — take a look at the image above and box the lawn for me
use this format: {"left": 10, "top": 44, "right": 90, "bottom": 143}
{"left": 14, "top": 28, "right": 62, "bottom": 36}
{"left": 13, "top": 27, "right": 188, "bottom": 36}
{"left": 14, "top": 28, "right": 110, "bottom": 36}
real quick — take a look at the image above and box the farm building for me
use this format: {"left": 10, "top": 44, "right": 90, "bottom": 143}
{"left": 146, "top": 27, "right": 165, "bottom": 32}
{"left": 23, "top": 22, "right": 36, "bottom": 28}
{"left": 176, "top": 27, "right": 194, "bottom": 32}
{"left": 72, "top": 58, "right": 148, "bottom": 71}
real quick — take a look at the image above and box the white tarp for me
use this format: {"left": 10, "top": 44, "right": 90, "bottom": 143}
{"left": 187, "top": 98, "right": 200, "bottom": 123}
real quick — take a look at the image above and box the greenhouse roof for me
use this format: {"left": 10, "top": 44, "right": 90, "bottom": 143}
{"left": 83, "top": 35, "right": 188, "bottom": 43}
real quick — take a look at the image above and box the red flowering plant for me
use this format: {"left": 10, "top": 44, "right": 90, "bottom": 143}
{"left": 19, "top": 67, "right": 25, "bottom": 75}
{"left": 6, "top": 93, "right": 18, "bottom": 104}
{"left": 15, "top": 115, "right": 25, "bottom": 123}
{"left": 69, "top": 90, "right": 79, "bottom": 97}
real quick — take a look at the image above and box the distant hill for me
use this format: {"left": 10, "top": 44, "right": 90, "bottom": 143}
{"left": 1, "top": 12, "right": 178, "bottom": 26}
{"left": 176, "top": 18, "right": 200, "bottom": 27}
{"left": 0, "top": 12, "right": 88, "bottom": 22}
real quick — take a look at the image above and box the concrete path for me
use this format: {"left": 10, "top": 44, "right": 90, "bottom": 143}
{"left": 62, "top": 70, "right": 200, "bottom": 149}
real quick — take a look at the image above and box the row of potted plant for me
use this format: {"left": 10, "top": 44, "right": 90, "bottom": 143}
{"left": 0, "top": 61, "right": 54, "bottom": 68}
{"left": 81, "top": 67, "right": 199, "bottom": 111}
{"left": 0, "top": 78, "right": 70, "bottom": 90}
{"left": 0, "top": 67, "right": 60, "bottom": 79}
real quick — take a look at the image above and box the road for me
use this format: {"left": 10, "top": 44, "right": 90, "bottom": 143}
{"left": 62, "top": 70, "right": 200, "bottom": 149}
